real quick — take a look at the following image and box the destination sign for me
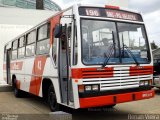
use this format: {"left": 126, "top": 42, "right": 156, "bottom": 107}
{"left": 79, "top": 7, "right": 143, "bottom": 22}
{"left": 106, "top": 10, "right": 138, "bottom": 21}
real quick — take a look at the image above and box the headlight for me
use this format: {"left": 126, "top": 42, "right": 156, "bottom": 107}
{"left": 139, "top": 80, "right": 151, "bottom": 86}
{"left": 139, "top": 81, "right": 145, "bottom": 86}
{"left": 79, "top": 84, "right": 100, "bottom": 93}
{"left": 144, "top": 81, "right": 149, "bottom": 86}
{"left": 85, "top": 85, "right": 92, "bottom": 91}
{"left": 92, "top": 85, "right": 99, "bottom": 91}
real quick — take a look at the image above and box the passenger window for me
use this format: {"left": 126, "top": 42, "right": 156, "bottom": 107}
{"left": 19, "top": 36, "right": 25, "bottom": 47}
{"left": 12, "top": 40, "right": 18, "bottom": 60}
{"left": 26, "top": 44, "right": 35, "bottom": 56}
{"left": 12, "top": 40, "right": 18, "bottom": 50}
{"left": 27, "top": 30, "right": 36, "bottom": 44}
{"left": 18, "top": 48, "right": 25, "bottom": 58}
{"left": 38, "top": 24, "right": 50, "bottom": 40}
{"left": 26, "top": 30, "right": 36, "bottom": 57}
{"left": 18, "top": 36, "right": 25, "bottom": 58}
{"left": 12, "top": 50, "right": 17, "bottom": 60}
{"left": 37, "top": 40, "right": 50, "bottom": 55}
{"left": 36, "top": 23, "right": 50, "bottom": 55}
{"left": 73, "top": 25, "right": 78, "bottom": 65}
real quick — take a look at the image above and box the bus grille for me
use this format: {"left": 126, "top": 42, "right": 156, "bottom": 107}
{"left": 82, "top": 66, "right": 153, "bottom": 91}
{"left": 81, "top": 67, "right": 113, "bottom": 79}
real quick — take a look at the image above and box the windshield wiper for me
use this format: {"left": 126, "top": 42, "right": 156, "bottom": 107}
{"left": 121, "top": 34, "right": 139, "bottom": 66}
{"left": 102, "top": 31, "right": 116, "bottom": 68}
{"left": 123, "top": 44, "right": 139, "bottom": 66}
{"left": 102, "top": 44, "right": 115, "bottom": 68}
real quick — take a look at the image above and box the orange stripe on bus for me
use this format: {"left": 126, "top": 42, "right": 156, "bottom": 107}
{"left": 29, "top": 56, "right": 47, "bottom": 96}
{"left": 50, "top": 14, "right": 62, "bottom": 45}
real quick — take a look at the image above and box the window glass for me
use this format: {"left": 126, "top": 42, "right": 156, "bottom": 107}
{"left": 26, "top": 44, "right": 35, "bottom": 57}
{"left": 19, "top": 36, "right": 25, "bottom": 47}
{"left": 53, "top": 38, "right": 57, "bottom": 65}
{"left": 4, "top": 46, "right": 6, "bottom": 61}
{"left": 81, "top": 19, "right": 119, "bottom": 65}
{"left": 117, "top": 23, "right": 150, "bottom": 64}
{"left": 27, "top": 30, "right": 36, "bottom": 44}
{"left": 12, "top": 50, "right": 17, "bottom": 60}
{"left": 37, "top": 39, "right": 50, "bottom": 55}
{"left": 18, "top": 47, "right": 25, "bottom": 58}
{"left": 38, "top": 24, "right": 50, "bottom": 40}
{"left": 12, "top": 40, "right": 18, "bottom": 50}
{"left": 73, "top": 25, "right": 78, "bottom": 65}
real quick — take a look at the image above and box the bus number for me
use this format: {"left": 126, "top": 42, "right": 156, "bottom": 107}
{"left": 86, "top": 8, "right": 100, "bottom": 16}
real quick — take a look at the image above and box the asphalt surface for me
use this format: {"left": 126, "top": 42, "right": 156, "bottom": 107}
{"left": 0, "top": 88, "right": 160, "bottom": 120}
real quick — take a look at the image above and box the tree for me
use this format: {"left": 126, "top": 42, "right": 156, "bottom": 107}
{"left": 151, "top": 40, "right": 158, "bottom": 50}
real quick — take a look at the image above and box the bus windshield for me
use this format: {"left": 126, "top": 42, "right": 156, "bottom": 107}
{"left": 81, "top": 19, "right": 150, "bottom": 65}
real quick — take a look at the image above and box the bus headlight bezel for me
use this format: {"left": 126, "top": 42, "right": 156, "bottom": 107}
{"left": 139, "top": 80, "right": 151, "bottom": 86}
{"left": 78, "top": 84, "right": 100, "bottom": 93}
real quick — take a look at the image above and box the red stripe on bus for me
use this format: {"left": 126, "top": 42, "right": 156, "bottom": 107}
{"left": 29, "top": 56, "right": 47, "bottom": 95}
{"left": 29, "top": 13, "right": 62, "bottom": 96}
{"left": 10, "top": 62, "right": 23, "bottom": 70}
{"left": 130, "top": 66, "right": 153, "bottom": 76}
{"left": 79, "top": 90, "right": 154, "bottom": 108}
{"left": 72, "top": 67, "right": 114, "bottom": 79}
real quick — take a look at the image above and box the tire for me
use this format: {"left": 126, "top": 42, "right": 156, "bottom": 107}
{"left": 48, "top": 84, "right": 59, "bottom": 112}
{"left": 106, "top": 104, "right": 116, "bottom": 108}
{"left": 13, "top": 78, "right": 22, "bottom": 98}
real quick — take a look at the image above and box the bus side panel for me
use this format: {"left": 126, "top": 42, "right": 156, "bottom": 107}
{"left": 12, "top": 60, "right": 24, "bottom": 89}
{"left": 10, "top": 60, "right": 17, "bottom": 84}
{"left": 33, "top": 13, "right": 63, "bottom": 98}
{"left": 39, "top": 56, "right": 61, "bottom": 103}
{"left": 21, "top": 58, "right": 35, "bottom": 93}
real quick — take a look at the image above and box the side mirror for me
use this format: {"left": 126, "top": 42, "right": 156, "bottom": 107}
{"left": 54, "top": 24, "right": 62, "bottom": 38}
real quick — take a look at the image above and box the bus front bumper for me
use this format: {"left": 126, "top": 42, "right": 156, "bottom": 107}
{"left": 79, "top": 89, "right": 155, "bottom": 108}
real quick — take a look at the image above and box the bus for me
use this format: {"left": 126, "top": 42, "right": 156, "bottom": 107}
{"left": 3, "top": 4, "right": 154, "bottom": 111}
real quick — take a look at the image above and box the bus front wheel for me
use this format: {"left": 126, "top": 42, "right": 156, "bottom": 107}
{"left": 48, "top": 84, "right": 59, "bottom": 112}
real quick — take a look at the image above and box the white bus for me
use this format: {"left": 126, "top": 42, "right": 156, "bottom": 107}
{"left": 3, "top": 4, "right": 154, "bottom": 111}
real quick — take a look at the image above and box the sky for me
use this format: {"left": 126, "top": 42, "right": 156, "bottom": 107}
{"left": 52, "top": 0, "right": 160, "bottom": 47}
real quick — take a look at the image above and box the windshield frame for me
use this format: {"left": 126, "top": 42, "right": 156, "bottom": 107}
{"left": 80, "top": 18, "right": 151, "bottom": 66}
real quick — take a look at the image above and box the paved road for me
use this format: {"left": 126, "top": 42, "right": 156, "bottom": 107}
{"left": 0, "top": 88, "right": 160, "bottom": 120}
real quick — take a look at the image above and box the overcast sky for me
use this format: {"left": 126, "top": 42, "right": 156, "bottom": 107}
{"left": 129, "top": 0, "right": 160, "bottom": 47}
{"left": 52, "top": 0, "right": 160, "bottom": 46}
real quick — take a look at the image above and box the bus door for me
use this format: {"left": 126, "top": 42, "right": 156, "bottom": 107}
{"left": 57, "top": 15, "right": 74, "bottom": 105}
{"left": 6, "top": 49, "right": 11, "bottom": 84}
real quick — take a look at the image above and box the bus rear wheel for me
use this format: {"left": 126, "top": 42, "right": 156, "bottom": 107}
{"left": 48, "top": 84, "right": 59, "bottom": 112}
